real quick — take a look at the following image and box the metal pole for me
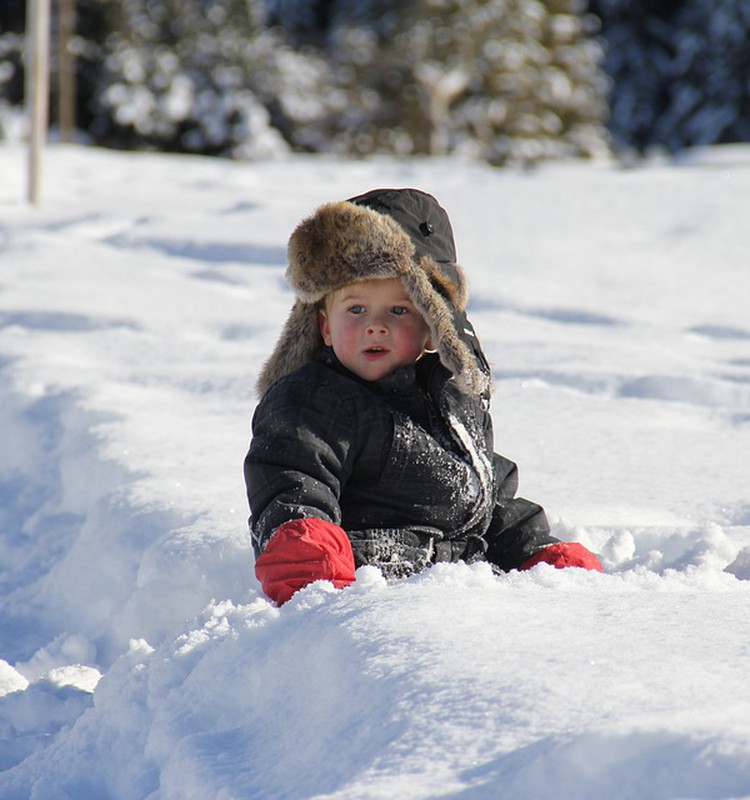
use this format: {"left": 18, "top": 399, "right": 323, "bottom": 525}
{"left": 26, "top": 0, "right": 52, "bottom": 205}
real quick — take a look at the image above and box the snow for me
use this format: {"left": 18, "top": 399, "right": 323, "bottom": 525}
{"left": 1, "top": 143, "right": 750, "bottom": 799}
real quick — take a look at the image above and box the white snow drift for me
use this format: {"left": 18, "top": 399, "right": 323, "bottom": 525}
{"left": 1, "top": 144, "right": 750, "bottom": 799}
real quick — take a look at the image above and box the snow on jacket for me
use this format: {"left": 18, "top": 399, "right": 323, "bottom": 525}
{"left": 244, "top": 348, "right": 559, "bottom": 578}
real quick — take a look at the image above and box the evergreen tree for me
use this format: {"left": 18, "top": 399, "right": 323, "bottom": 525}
{"left": 0, "top": 0, "right": 25, "bottom": 30}
{"left": 0, "top": 3, "right": 24, "bottom": 141}
{"left": 90, "top": 0, "right": 320, "bottom": 157}
{"left": 0, "top": 1, "right": 25, "bottom": 119}
{"left": 591, "top": 0, "right": 750, "bottom": 153}
{"left": 590, "top": 0, "right": 683, "bottom": 152}
{"left": 4, "top": 0, "right": 611, "bottom": 163}
{"left": 266, "top": 0, "right": 337, "bottom": 43}
{"left": 0, "top": 31, "right": 23, "bottom": 107}
{"left": 657, "top": 0, "right": 750, "bottom": 150}
{"left": 321, "top": 0, "right": 609, "bottom": 165}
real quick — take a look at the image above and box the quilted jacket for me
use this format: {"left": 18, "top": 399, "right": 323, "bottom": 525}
{"left": 244, "top": 348, "right": 558, "bottom": 578}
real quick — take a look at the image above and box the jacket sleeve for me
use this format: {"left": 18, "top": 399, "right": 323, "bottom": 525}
{"left": 244, "top": 377, "right": 355, "bottom": 557}
{"left": 484, "top": 453, "right": 560, "bottom": 571}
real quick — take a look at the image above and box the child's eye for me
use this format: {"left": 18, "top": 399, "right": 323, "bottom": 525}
{"left": 348, "top": 305, "right": 365, "bottom": 315}
{"left": 391, "top": 306, "right": 409, "bottom": 316}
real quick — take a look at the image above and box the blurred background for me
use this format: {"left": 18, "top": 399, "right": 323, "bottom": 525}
{"left": 1, "top": 0, "right": 749, "bottom": 167}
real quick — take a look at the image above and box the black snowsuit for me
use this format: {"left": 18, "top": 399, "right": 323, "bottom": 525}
{"left": 245, "top": 348, "right": 558, "bottom": 578}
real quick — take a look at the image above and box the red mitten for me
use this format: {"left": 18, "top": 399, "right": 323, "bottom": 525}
{"left": 255, "top": 518, "right": 356, "bottom": 605}
{"left": 520, "top": 542, "right": 603, "bottom": 572}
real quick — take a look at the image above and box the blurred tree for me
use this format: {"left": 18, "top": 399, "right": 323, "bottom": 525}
{"left": 0, "top": 0, "right": 25, "bottom": 109}
{"left": 0, "top": 0, "right": 114, "bottom": 142}
{"left": 319, "top": 0, "right": 610, "bottom": 165}
{"left": 657, "top": 0, "right": 750, "bottom": 150}
{"left": 66, "top": 0, "right": 112, "bottom": 139}
{"left": 266, "top": 0, "right": 336, "bottom": 42}
{"left": 0, "top": 1, "right": 25, "bottom": 141}
{"left": 589, "top": 0, "right": 683, "bottom": 152}
{"left": 590, "top": 0, "right": 750, "bottom": 153}
{"left": 89, "top": 0, "right": 287, "bottom": 155}
{"left": 0, "top": 0, "right": 26, "bottom": 32}
{"left": 0, "top": 32, "right": 23, "bottom": 105}
{"left": 3, "top": 0, "right": 611, "bottom": 164}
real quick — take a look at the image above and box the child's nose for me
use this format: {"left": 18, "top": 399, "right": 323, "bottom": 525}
{"left": 366, "top": 316, "right": 388, "bottom": 334}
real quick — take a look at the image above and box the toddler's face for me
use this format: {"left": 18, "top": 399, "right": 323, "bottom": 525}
{"left": 319, "top": 278, "right": 433, "bottom": 382}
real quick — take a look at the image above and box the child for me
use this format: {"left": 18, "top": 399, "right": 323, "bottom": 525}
{"left": 244, "top": 188, "right": 602, "bottom": 605}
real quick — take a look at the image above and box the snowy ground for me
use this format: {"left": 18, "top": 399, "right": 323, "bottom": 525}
{"left": 1, "top": 143, "right": 750, "bottom": 799}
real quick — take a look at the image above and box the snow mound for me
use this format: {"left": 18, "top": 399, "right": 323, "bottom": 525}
{"left": 1, "top": 144, "right": 750, "bottom": 798}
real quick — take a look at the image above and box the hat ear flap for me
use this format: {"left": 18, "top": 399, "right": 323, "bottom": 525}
{"left": 257, "top": 301, "right": 322, "bottom": 397}
{"left": 401, "top": 270, "right": 490, "bottom": 398}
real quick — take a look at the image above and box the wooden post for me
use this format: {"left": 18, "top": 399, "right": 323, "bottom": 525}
{"left": 58, "top": 0, "right": 76, "bottom": 141}
{"left": 26, "top": 0, "right": 52, "bottom": 205}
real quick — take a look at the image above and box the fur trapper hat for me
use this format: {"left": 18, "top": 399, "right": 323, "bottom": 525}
{"left": 256, "top": 188, "right": 490, "bottom": 398}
